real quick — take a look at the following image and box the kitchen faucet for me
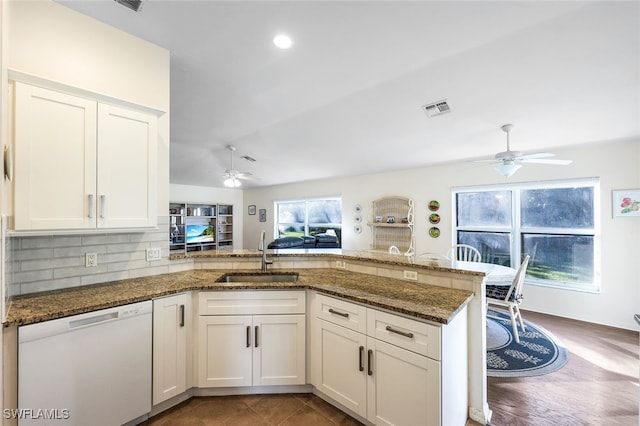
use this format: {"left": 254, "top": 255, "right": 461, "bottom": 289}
{"left": 259, "top": 230, "right": 273, "bottom": 272}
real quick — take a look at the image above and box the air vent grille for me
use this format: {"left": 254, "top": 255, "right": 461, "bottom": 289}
{"left": 422, "top": 100, "right": 451, "bottom": 118}
{"left": 240, "top": 155, "right": 256, "bottom": 162}
{"left": 114, "top": 0, "right": 142, "bottom": 12}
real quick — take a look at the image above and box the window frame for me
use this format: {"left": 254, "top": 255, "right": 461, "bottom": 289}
{"left": 274, "top": 197, "right": 342, "bottom": 245}
{"left": 452, "top": 178, "right": 601, "bottom": 293}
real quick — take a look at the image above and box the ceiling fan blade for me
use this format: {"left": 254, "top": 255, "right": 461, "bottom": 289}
{"left": 521, "top": 158, "right": 573, "bottom": 165}
{"left": 519, "top": 152, "right": 555, "bottom": 160}
{"left": 473, "top": 158, "right": 501, "bottom": 163}
{"left": 235, "top": 172, "right": 253, "bottom": 179}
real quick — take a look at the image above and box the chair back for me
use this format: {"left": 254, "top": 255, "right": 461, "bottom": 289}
{"left": 447, "top": 244, "right": 481, "bottom": 262}
{"left": 504, "top": 255, "right": 530, "bottom": 303}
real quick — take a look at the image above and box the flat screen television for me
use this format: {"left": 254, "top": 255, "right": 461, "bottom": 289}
{"left": 186, "top": 224, "right": 214, "bottom": 244}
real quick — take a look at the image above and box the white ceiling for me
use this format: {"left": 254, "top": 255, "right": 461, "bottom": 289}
{"left": 56, "top": 1, "right": 640, "bottom": 188}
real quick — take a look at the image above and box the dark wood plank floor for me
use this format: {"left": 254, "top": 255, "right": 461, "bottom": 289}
{"left": 487, "top": 310, "right": 639, "bottom": 426}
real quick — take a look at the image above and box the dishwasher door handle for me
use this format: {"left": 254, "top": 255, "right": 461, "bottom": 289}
{"left": 69, "top": 311, "right": 118, "bottom": 329}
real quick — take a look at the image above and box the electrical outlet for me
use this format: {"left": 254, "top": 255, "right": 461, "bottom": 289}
{"left": 85, "top": 253, "right": 98, "bottom": 268}
{"left": 146, "top": 247, "right": 162, "bottom": 262}
{"left": 336, "top": 260, "right": 346, "bottom": 269}
{"left": 403, "top": 270, "right": 418, "bottom": 281}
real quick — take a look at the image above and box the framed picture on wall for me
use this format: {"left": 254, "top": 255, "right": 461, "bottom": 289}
{"left": 612, "top": 189, "right": 640, "bottom": 217}
{"left": 248, "top": 205, "right": 256, "bottom": 215}
{"left": 259, "top": 209, "right": 266, "bottom": 222}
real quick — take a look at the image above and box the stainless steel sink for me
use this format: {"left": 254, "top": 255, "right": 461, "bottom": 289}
{"left": 216, "top": 273, "right": 299, "bottom": 283}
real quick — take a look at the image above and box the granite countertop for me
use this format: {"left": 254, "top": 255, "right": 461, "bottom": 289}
{"left": 5, "top": 269, "right": 474, "bottom": 327}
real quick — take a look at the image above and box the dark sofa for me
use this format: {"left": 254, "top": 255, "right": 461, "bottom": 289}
{"left": 268, "top": 234, "right": 340, "bottom": 249}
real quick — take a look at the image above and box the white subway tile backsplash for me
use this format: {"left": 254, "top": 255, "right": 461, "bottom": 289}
{"left": 8, "top": 218, "right": 170, "bottom": 295}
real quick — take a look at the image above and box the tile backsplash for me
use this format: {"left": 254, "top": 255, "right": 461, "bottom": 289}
{"left": 8, "top": 216, "right": 173, "bottom": 296}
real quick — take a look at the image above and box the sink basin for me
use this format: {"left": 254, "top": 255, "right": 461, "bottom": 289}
{"left": 216, "top": 273, "right": 299, "bottom": 283}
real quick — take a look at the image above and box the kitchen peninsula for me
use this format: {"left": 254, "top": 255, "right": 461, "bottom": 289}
{"left": 4, "top": 250, "right": 491, "bottom": 425}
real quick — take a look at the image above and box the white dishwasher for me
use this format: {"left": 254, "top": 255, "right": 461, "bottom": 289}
{"left": 18, "top": 301, "right": 152, "bottom": 426}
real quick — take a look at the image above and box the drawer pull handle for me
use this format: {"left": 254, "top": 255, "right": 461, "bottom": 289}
{"left": 385, "top": 325, "right": 414, "bottom": 339}
{"left": 367, "top": 349, "right": 373, "bottom": 376}
{"left": 179, "top": 304, "right": 185, "bottom": 327}
{"left": 246, "top": 325, "right": 251, "bottom": 348}
{"left": 328, "top": 308, "right": 349, "bottom": 318}
{"left": 359, "top": 346, "right": 364, "bottom": 372}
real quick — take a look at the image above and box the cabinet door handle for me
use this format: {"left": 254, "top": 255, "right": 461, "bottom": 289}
{"left": 179, "top": 304, "right": 185, "bottom": 327}
{"left": 246, "top": 325, "right": 251, "bottom": 348}
{"left": 254, "top": 325, "right": 259, "bottom": 348}
{"left": 100, "top": 195, "right": 106, "bottom": 218}
{"left": 385, "top": 325, "right": 414, "bottom": 339}
{"left": 88, "top": 194, "right": 94, "bottom": 218}
{"left": 367, "top": 349, "right": 373, "bottom": 376}
{"left": 359, "top": 346, "right": 365, "bottom": 372}
{"left": 328, "top": 308, "right": 349, "bottom": 318}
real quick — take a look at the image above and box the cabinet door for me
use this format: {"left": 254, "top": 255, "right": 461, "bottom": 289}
{"left": 97, "top": 104, "right": 157, "bottom": 228}
{"left": 253, "top": 315, "right": 305, "bottom": 386}
{"left": 197, "top": 315, "right": 252, "bottom": 388}
{"left": 153, "top": 294, "right": 188, "bottom": 405}
{"left": 317, "top": 319, "right": 367, "bottom": 418}
{"left": 14, "top": 82, "right": 97, "bottom": 230}
{"left": 366, "top": 337, "right": 440, "bottom": 426}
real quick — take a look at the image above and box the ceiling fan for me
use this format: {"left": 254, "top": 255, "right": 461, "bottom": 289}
{"left": 222, "top": 145, "right": 252, "bottom": 187}
{"left": 476, "top": 124, "right": 572, "bottom": 177}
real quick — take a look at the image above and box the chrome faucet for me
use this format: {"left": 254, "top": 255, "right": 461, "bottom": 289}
{"left": 259, "top": 230, "right": 273, "bottom": 272}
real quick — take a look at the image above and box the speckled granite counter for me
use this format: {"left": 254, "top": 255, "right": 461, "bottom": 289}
{"left": 5, "top": 268, "right": 473, "bottom": 327}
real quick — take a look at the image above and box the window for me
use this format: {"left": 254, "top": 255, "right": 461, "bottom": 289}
{"left": 275, "top": 198, "right": 342, "bottom": 246}
{"left": 454, "top": 178, "right": 600, "bottom": 292}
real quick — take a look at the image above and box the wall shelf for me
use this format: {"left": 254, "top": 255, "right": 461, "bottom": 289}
{"left": 369, "top": 197, "right": 415, "bottom": 256}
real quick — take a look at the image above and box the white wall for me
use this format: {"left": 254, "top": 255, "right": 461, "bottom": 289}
{"left": 244, "top": 140, "right": 640, "bottom": 330}
{"left": 170, "top": 184, "right": 244, "bottom": 249}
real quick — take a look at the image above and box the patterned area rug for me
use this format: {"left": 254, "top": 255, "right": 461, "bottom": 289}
{"left": 487, "top": 310, "right": 568, "bottom": 377}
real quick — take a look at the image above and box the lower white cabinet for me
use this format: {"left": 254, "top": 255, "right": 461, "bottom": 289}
{"left": 153, "top": 293, "right": 191, "bottom": 405}
{"left": 197, "top": 291, "right": 306, "bottom": 388}
{"left": 311, "top": 293, "right": 468, "bottom": 426}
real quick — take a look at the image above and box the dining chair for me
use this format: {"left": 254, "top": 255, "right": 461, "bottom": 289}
{"left": 447, "top": 244, "right": 481, "bottom": 262}
{"left": 486, "top": 255, "right": 530, "bottom": 343}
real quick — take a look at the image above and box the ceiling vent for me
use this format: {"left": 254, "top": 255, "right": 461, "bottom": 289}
{"left": 422, "top": 100, "right": 451, "bottom": 118}
{"left": 240, "top": 155, "right": 256, "bottom": 162}
{"left": 114, "top": 0, "right": 143, "bottom": 12}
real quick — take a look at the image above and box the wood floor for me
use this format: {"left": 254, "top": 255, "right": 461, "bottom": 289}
{"left": 488, "top": 310, "right": 639, "bottom": 426}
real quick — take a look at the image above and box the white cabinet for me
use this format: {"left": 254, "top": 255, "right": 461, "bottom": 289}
{"left": 311, "top": 293, "right": 467, "bottom": 426}
{"left": 152, "top": 293, "right": 191, "bottom": 406}
{"left": 197, "top": 291, "right": 306, "bottom": 388}
{"left": 13, "top": 82, "right": 157, "bottom": 231}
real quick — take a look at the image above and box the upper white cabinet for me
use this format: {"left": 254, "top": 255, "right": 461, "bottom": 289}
{"left": 13, "top": 82, "right": 158, "bottom": 231}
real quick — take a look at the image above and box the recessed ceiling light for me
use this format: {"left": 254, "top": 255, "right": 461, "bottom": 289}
{"left": 273, "top": 34, "right": 293, "bottom": 49}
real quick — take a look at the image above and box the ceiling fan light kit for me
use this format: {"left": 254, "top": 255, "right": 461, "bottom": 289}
{"left": 222, "top": 145, "right": 252, "bottom": 187}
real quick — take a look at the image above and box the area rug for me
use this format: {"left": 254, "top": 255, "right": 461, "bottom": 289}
{"left": 486, "top": 310, "right": 568, "bottom": 377}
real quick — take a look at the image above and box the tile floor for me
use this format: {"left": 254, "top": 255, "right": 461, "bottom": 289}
{"left": 142, "top": 393, "right": 365, "bottom": 426}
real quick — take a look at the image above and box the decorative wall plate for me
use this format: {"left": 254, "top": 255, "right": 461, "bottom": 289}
{"left": 428, "top": 200, "right": 440, "bottom": 211}
{"left": 429, "top": 213, "right": 440, "bottom": 224}
{"left": 354, "top": 215, "right": 362, "bottom": 223}
{"left": 354, "top": 225, "right": 362, "bottom": 234}
{"left": 428, "top": 227, "right": 440, "bottom": 238}
{"left": 354, "top": 204, "right": 362, "bottom": 213}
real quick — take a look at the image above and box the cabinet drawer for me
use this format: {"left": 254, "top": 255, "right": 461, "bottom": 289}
{"left": 317, "top": 295, "right": 367, "bottom": 334}
{"left": 367, "top": 309, "right": 440, "bottom": 360}
{"left": 199, "top": 290, "right": 305, "bottom": 315}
